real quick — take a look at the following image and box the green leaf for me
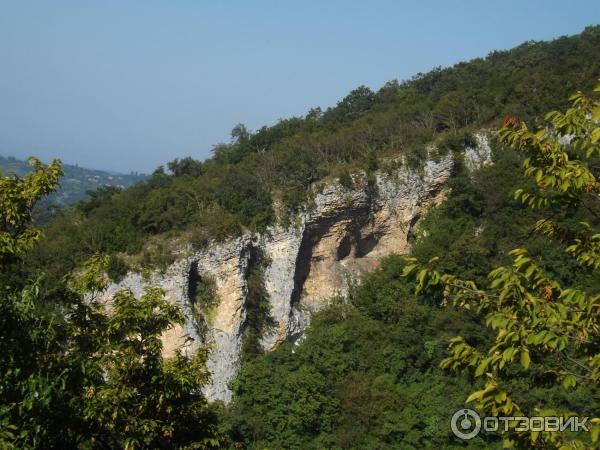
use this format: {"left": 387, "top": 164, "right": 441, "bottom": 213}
{"left": 562, "top": 374, "right": 576, "bottom": 389}
{"left": 465, "top": 390, "right": 483, "bottom": 403}
{"left": 475, "top": 358, "right": 489, "bottom": 377}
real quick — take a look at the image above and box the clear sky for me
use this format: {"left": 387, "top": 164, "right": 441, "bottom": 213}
{"left": 1, "top": 1, "right": 599, "bottom": 173}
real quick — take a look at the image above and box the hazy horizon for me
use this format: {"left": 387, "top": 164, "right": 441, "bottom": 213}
{"left": 1, "top": 1, "right": 599, "bottom": 173}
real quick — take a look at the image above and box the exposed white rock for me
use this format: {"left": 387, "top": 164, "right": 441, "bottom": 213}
{"left": 98, "top": 134, "right": 492, "bottom": 403}
{"left": 97, "top": 237, "right": 253, "bottom": 403}
{"left": 464, "top": 132, "right": 493, "bottom": 173}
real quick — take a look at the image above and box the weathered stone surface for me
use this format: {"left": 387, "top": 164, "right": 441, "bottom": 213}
{"left": 464, "top": 132, "right": 492, "bottom": 173}
{"left": 99, "top": 136, "right": 491, "bottom": 402}
{"left": 97, "top": 237, "right": 253, "bottom": 402}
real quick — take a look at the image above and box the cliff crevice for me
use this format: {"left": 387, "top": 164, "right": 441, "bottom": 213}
{"left": 98, "top": 132, "right": 492, "bottom": 402}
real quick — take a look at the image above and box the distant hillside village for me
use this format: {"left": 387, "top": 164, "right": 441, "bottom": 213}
{"left": 0, "top": 156, "right": 147, "bottom": 220}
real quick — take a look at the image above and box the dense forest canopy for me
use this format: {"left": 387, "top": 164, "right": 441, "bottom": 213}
{"left": 225, "top": 110, "right": 600, "bottom": 448}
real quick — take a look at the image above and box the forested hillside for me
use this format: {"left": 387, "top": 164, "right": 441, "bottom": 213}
{"left": 225, "top": 141, "right": 599, "bottom": 449}
{"left": 1, "top": 26, "right": 600, "bottom": 449}
{"left": 27, "top": 26, "right": 600, "bottom": 291}
{"left": 0, "top": 155, "right": 146, "bottom": 220}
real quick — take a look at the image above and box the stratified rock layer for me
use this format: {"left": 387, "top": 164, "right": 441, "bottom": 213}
{"left": 99, "top": 134, "right": 491, "bottom": 402}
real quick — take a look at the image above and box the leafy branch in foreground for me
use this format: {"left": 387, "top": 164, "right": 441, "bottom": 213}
{"left": 403, "top": 84, "right": 600, "bottom": 449}
{"left": 0, "top": 159, "right": 223, "bottom": 449}
{"left": 0, "top": 157, "right": 62, "bottom": 265}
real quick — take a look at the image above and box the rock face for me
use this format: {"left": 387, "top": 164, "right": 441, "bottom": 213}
{"left": 464, "top": 132, "right": 493, "bottom": 172}
{"left": 99, "top": 135, "right": 491, "bottom": 403}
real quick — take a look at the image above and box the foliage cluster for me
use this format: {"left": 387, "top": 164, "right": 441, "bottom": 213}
{"left": 0, "top": 161, "right": 223, "bottom": 449}
{"left": 188, "top": 269, "right": 219, "bottom": 338}
{"left": 225, "top": 257, "right": 500, "bottom": 449}
{"left": 224, "top": 88, "right": 600, "bottom": 448}
{"left": 240, "top": 252, "right": 274, "bottom": 360}
{"left": 403, "top": 85, "right": 600, "bottom": 448}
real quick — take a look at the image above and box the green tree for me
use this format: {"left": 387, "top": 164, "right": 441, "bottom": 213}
{"left": 0, "top": 158, "right": 223, "bottom": 449}
{"left": 403, "top": 85, "right": 600, "bottom": 448}
{"left": 68, "top": 260, "right": 222, "bottom": 449}
{"left": 0, "top": 157, "right": 62, "bottom": 266}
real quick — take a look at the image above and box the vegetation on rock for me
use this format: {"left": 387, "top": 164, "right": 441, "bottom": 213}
{"left": 0, "top": 160, "right": 222, "bottom": 449}
{"left": 403, "top": 84, "right": 600, "bottom": 448}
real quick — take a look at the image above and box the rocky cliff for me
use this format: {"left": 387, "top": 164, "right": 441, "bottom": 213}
{"left": 98, "top": 133, "right": 491, "bottom": 402}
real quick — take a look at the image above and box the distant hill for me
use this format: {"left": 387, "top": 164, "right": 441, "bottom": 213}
{"left": 0, "top": 156, "right": 147, "bottom": 216}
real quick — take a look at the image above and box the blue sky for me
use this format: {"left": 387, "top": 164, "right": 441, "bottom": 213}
{"left": 1, "top": 1, "right": 599, "bottom": 173}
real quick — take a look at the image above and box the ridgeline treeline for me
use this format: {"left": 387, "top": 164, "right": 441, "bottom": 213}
{"left": 28, "top": 26, "right": 600, "bottom": 292}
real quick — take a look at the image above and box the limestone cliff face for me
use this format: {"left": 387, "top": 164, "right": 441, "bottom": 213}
{"left": 99, "top": 133, "right": 491, "bottom": 403}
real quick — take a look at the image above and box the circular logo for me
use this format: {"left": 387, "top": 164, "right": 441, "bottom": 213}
{"left": 451, "top": 408, "right": 481, "bottom": 440}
